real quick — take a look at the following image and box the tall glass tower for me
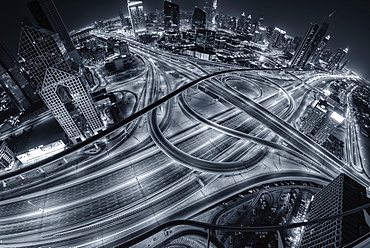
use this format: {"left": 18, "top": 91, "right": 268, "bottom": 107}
{"left": 39, "top": 68, "right": 104, "bottom": 144}
{"left": 290, "top": 22, "right": 329, "bottom": 68}
{"left": 27, "top": 0, "right": 76, "bottom": 54}
{"left": 327, "top": 47, "right": 349, "bottom": 70}
{"left": 290, "top": 23, "right": 318, "bottom": 68}
{"left": 300, "top": 174, "right": 370, "bottom": 248}
{"left": 203, "top": 0, "right": 217, "bottom": 30}
{"left": 18, "top": 24, "right": 75, "bottom": 89}
{"left": 309, "top": 34, "right": 330, "bottom": 64}
{"left": 0, "top": 41, "right": 40, "bottom": 111}
{"left": 192, "top": 7, "right": 206, "bottom": 30}
{"left": 164, "top": 0, "right": 180, "bottom": 32}
{"left": 127, "top": 0, "right": 146, "bottom": 34}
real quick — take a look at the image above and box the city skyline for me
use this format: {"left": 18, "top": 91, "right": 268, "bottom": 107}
{"left": 0, "top": 0, "right": 369, "bottom": 78}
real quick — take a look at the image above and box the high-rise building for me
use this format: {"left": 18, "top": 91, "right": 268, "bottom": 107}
{"left": 310, "top": 34, "right": 330, "bottom": 64}
{"left": 300, "top": 174, "right": 370, "bottom": 248}
{"left": 302, "top": 22, "right": 329, "bottom": 66}
{"left": 246, "top": 14, "right": 252, "bottom": 33}
{"left": 299, "top": 100, "right": 344, "bottom": 145}
{"left": 327, "top": 47, "right": 349, "bottom": 70}
{"left": 28, "top": 0, "right": 73, "bottom": 52}
{"left": 27, "top": 0, "right": 81, "bottom": 65}
{"left": 118, "top": 9, "right": 126, "bottom": 27}
{"left": 339, "top": 60, "right": 349, "bottom": 71}
{"left": 310, "top": 110, "right": 344, "bottom": 144}
{"left": 127, "top": 0, "right": 146, "bottom": 34}
{"left": 147, "top": 10, "right": 164, "bottom": 26}
{"left": 269, "top": 27, "right": 286, "bottom": 48}
{"left": 290, "top": 23, "right": 319, "bottom": 68}
{"left": 203, "top": 0, "right": 217, "bottom": 30}
{"left": 195, "top": 29, "right": 216, "bottom": 52}
{"left": 164, "top": 0, "right": 180, "bottom": 32}
{"left": 0, "top": 141, "right": 17, "bottom": 170}
{"left": 290, "top": 36, "right": 302, "bottom": 52}
{"left": 321, "top": 49, "right": 332, "bottom": 63}
{"left": 0, "top": 41, "right": 40, "bottom": 111}
{"left": 0, "top": 64, "right": 30, "bottom": 112}
{"left": 39, "top": 68, "right": 104, "bottom": 144}
{"left": 300, "top": 100, "right": 328, "bottom": 134}
{"left": 192, "top": 7, "right": 206, "bottom": 30}
{"left": 179, "top": 10, "right": 193, "bottom": 29}
{"left": 257, "top": 15, "right": 264, "bottom": 27}
{"left": 236, "top": 12, "right": 246, "bottom": 33}
{"left": 18, "top": 24, "right": 75, "bottom": 89}
{"left": 290, "top": 22, "right": 329, "bottom": 68}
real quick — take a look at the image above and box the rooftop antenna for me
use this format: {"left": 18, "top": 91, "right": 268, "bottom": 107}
{"left": 324, "top": 10, "right": 336, "bottom": 20}
{"left": 328, "top": 10, "right": 336, "bottom": 18}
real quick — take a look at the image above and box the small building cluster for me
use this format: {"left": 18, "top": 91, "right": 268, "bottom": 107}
{"left": 0, "top": 141, "right": 17, "bottom": 170}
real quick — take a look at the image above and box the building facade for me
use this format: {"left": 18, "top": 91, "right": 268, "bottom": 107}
{"left": 299, "top": 100, "right": 344, "bottom": 145}
{"left": 310, "top": 34, "right": 330, "bottom": 64}
{"left": 301, "top": 22, "right": 329, "bottom": 66}
{"left": 27, "top": 0, "right": 81, "bottom": 65}
{"left": 192, "top": 7, "right": 206, "bottom": 30}
{"left": 195, "top": 29, "right": 216, "bottom": 52}
{"left": 0, "top": 141, "right": 17, "bottom": 170}
{"left": 327, "top": 47, "right": 348, "bottom": 70}
{"left": 164, "top": 0, "right": 180, "bottom": 32}
{"left": 39, "top": 68, "right": 104, "bottom": 144}
{"left": 28, "top": 0, "right": 74, "bottom": 53}
{"left": 203, "top": 0, "right": 217, "bottom": 30}
{"left": 291, "top": 22, "right": 329, "bottom": 68}
{"left": 18, "top": 24, "right": 75, "bottom": 89}
{"left": 300, "top": 174, "right": 370, "bottom": 248}
{"left": 290, "top": 23, "right": 319, "bottom": 68}
{"left": 127, "top": 0, "right": 146, "bottom": 34}
{"left": 0, "top": 64, "right": 30, "bottom": 112}
{"left": 0, "top": 42, "right": 40, "bottom": 109}
{"left": 269, "top": 27, "right": 286, "bottom": 48}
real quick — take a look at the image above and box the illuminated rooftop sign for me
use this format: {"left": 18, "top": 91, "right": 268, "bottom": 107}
{"left": 323, "top": 89, "right": 331, "bottom": 96}
{"left": 16, "top": 140, "right": 66, "bottom": 166}
{"left": 330, "top": 111, "right": 345, "bottom": 123}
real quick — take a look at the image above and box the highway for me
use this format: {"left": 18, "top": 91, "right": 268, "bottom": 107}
{"left": 0, "top": 33, "right": 367, "bottom": 247}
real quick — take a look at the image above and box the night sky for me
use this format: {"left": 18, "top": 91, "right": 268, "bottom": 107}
{"left": 0, "top": 0, "right": 369, "bottom": 78}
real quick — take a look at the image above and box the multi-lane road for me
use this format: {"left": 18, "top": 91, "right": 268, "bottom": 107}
{"left": 0, "top": 33, "right": 367, "bottom": 247}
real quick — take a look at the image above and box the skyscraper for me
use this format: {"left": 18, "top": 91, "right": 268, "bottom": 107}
{"left": 118, "top": 9, "right": 126, "bottom": 27}
{"left": 300, "top": 174, "right": 370, "bottom": 248}
{"left": 39, "top": 68, "right": 104, "bottom": 144}
{"left": 302, "top": 22, "right": 329, "bottom": 66}
{"left": 236, "top": 12, "right": 249, "bottom": 34}
{"left": 195, "top": 29, "right": 216, "bottom": 52}
{"left": 310, "top": 34, "right": 330, "bottom": 64}
{"left": 0, "top": 64, "right": 30, "bottom": 112}
{"left": 290, "top": 22, "right": 329, "bottom": 68}
{"left": 203, "top": 0, "right": 217, "bottom": 30}
{"left": 192, "top": 7, "right": 206, "bottom": 30}
{"left": 290, "top": 25, "right": 312, "bottom": 67}
{"left": 339, "top": 60, "right": 349, "bottom": 71}
{"left": 327, "top": 47, "right": 349, "bottom": 70}
{"left": 127, "top": 0, "right": 146, "bottom": 34}
{"left": 0, "top": 41, "right": 40, "bottom": 111}
{"left": 0, "top": 141, "right": 17, "bottom": 170}
{"left": 269, "top": 27, "right": 286, "bottom": 48}
{"left": 164, "top": 0, "right": 180, "bottom": 32}
{"left": 27, "top": 0, "right": 74, "bottom": 53}
{"left": 27, "top": 0, "right": 81, "bottom": 65}
{"left": 299, "top": 100, "right": 344, "bottom": 144}
{"left": 18, "top": 24, "right": 75, "bottom": 89}
{"left": 290, "top": 23, "right": 318, "bottom": 67}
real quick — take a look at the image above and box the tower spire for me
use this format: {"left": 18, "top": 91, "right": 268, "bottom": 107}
{"left": 324, "top": 10, "right": 336, "bottom": 20}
